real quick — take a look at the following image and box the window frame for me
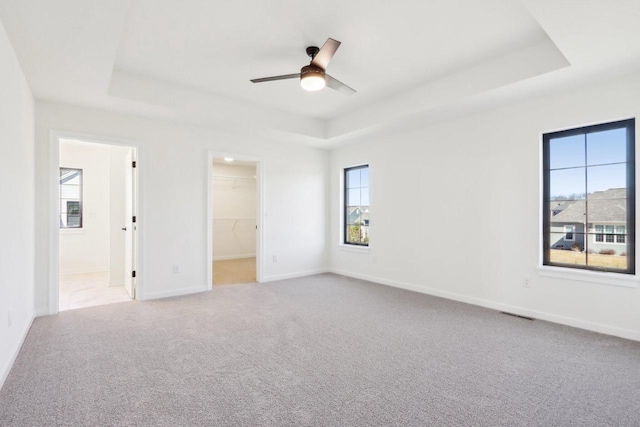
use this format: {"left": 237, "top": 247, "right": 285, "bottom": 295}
{"left": 542, "top": 119, "right": 635, "bottom": 275}
{"left": 59, "top": 167, "right": 83, "bottom": 229}
{"left": 343, "top": 164, "right": 370, "bottom": 247}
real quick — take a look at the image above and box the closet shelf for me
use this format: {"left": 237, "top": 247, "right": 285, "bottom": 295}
{"left": 212, "top": 175, "right": 256, "bottom": 190}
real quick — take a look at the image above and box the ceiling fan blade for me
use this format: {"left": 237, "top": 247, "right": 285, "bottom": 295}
{"left": 325, "top": 74, "right": 356, "bottom": 95}
{"left": 250, "top": 73, "right": 300, "bottom": 83}
{"left": 311, "top": 38, "right": 341, "bottom": 70}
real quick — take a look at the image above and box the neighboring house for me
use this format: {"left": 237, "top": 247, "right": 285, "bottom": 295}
{"left": 347, "top": 206, "right": 370, "bottom": 241}
{"left": 550, "top": 188, "right": 627, "bottom": 254}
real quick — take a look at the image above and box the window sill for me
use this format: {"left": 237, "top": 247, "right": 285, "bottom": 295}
{"left": 339, "top": 244, "right": 370, "bottom": 254}
{"left": 537, "top": 265, "right": 638, "bottom": 288}
{"left": 60, "top": 228, "right": 84, "bottom": 235}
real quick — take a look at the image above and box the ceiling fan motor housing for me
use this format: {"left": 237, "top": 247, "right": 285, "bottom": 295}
{"left": 301, "top": 65, "right": 325, "bottom": 78}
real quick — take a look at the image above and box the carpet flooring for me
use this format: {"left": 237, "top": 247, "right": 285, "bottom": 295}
{"left": 1, "top": 274, "right": 639, "bottom": 426}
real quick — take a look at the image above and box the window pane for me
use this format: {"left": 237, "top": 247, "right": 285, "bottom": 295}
{"left": 361, "top": 187, "right": 369, "bottom": 206}
{"left": 549, "top": 231, "right": 586, "bottom": 265}
{"left": 586, "top": 164, "right": 627, "bottom": 196}
{"left": 346, "top": 208, "right": 356, "bottom": 225}
{"left": 360, "top": 168, "right": 369, "bottom": 187}
{"left": 587, "top": 198, "right": 626, "bottom": 223}
{"left": 549, "top": 134, "right": 585, "bottom": 170}
{"left": 587, "top": 251, "right": 627, "bottom": 270}
{"left": 344, "top": 165, "right": 369, "bottom": 246}
{"left": 549, "top": 168, "right": 586, "bottom": 201}
{"left": 59, "top": 168, "right": 82, "bottom": 228}
{"left": 549, "top": 226, "right": 584, "bottom": 250}
{"left": 61, "top": 186, "right": 80, "bottom": 199}
{"left": 587, "top": 128, "right": 627, "bottom": 166}
{"left": 586, "top": 220, "right": 628, "bottom": 269}
{"left": 347, "top": 188, "right": 361, "bottom": 206}
{"left": 348, "top": 207, "right": 369, "bottom": 245}
{"left": 346, "top": 168, "right": 360, "bottom": 188}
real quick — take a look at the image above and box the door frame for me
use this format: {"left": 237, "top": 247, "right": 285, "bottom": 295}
{"left": 48, "top": 130, "right": 143, "bottom": 314}
{"left": 207, "top": 151, "right": 263, "bottom": 288}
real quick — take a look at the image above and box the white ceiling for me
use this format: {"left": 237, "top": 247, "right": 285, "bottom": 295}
{"left": 1, "top": 0, "right": 639, "bottom": 147}
{"left": 114, "top": 0, "right": 544, "bottom": 120}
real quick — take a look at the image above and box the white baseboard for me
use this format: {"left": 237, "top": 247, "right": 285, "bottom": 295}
{"left": 141, "top": 285, "right": 209, "bottom": 301}
{"left": 108, "top": 281, "right": 124, "bottom": 287}
{"left": 0, "top": 313, "right": 35, "bottom": 392}
{"left": 330, "top": 269, "right": 640, "bottom": 342}
{"left": 212, "top": 254, "right": 256, "bottom": 261}
{"left": 262, "top": 268, "right": 329, "bottom": 283}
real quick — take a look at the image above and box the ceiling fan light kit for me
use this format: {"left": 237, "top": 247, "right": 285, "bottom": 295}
{"left": 250, "top": 38, "right": 356, "bottom": 95}
{"left": 300, "top": 65, "right": 325, "bottom": 91}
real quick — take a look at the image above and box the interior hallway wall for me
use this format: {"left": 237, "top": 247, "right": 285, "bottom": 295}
{"left": 0, "top": 17, "right": 35, "bottom": 389}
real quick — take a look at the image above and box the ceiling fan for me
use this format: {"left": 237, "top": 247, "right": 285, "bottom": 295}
{"left": 250, "top": 38, "right": 356, "bottom": 95}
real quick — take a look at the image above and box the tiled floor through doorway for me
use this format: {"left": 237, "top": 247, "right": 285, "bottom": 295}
{"left": 59, "top": 271, "right": 131, "bottom": 311}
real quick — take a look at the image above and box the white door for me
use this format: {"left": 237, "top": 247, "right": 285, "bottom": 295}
{"left": 124, "top": 150, "right": 136, "bottom": 298}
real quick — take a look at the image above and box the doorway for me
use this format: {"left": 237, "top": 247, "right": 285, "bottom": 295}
{"left": 56, "top": 138, "right": 137, "bottom": 311}
{"left": 209, "top": 154, "right": 262, "bottom": 286}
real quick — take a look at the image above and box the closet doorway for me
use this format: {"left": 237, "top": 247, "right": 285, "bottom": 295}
{"left": 209, "top": 154, "right": 262, "bottom": 286}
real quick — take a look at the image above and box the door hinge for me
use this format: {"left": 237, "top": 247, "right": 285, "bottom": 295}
{"left": 132, "top": 161, "right": 137, "bottom": 168}
{"left": 132, "top": 216, "right": 137, "bottom": 223}
{"left": 132, "top": 270, "right": 136, "bottom": 278}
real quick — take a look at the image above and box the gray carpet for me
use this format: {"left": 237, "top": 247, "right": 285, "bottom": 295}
{"left": 1, "top": 274, "right": 639, "bottom": 426}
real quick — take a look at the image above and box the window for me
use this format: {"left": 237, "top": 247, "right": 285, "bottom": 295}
{"left": 605, "top": 225, "right": 615, "bottom": 243}
{"left": 344, "top": 165, "right": 369, "bottom": 246}
{"left": 595, "top": 225, "right": 604, "bottom": 242}
{"left": 59, "top": 168, "right": 83, "bottom": 228}
{"left": 543, "top": 119, "right": 635, "bottom": 274}
{"left": 564, "top": 225, "right": 575, "bottom": 241}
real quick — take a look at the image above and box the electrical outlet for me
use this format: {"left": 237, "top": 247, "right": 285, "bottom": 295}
{"left": 8, "top": 310, "right": 12, "bottom": 327}
{"left": 272, "top": 255, "right": 278, "bottom": 263}
{"left": 523, "top": 277, "right": 532, "bottom": 288}
{"left": 173, "top": 264, "right": 180, "bottom": 274}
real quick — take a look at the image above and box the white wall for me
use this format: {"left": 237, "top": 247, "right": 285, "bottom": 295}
{"left": 58, "top": 140, "right": 110, "bottom": 275}
{"left": 330, "top": 72, "right": 640, "bottom": 341}
{"left": 0, "top": 19, "right": 34, "bottom": 388}
{"left": 212, "top": 163, "right": 256, "bottom": 260}
{"left": 34, "top": 102, "right": 329, "bottom": 312}
{"left": 109, "top": 145, "right": 129, "bottom": 286}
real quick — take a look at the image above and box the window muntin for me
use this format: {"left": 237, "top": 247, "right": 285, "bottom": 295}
{"left": 543, "top": 119, "right": 635, "bottom": 274}
{"left": 344, "top": 165, "right": 369, "bottom": 246}
{"left": 59, "top": 168, "right": 83, "bottom": 228}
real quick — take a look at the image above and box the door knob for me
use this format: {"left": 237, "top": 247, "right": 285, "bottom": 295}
{"left": 121, "top": 227, "right": 127, "bottom": 231}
